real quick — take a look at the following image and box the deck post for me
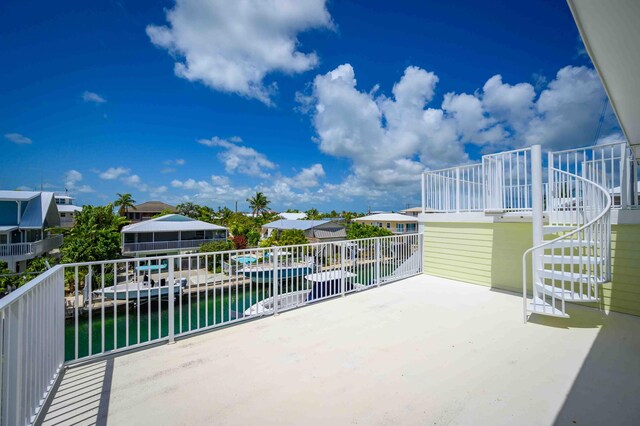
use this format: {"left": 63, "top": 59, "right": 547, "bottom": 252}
{"left": 168, "top": 260, "right": 175, "bottom": 344}
{"left": 531, "top": 144, "right": 544, "bottom": 297}
{"left": 421, "top": 172, "right": 426, "bottom": 213}
{"left": 455, "top": 167, "right": 461, "bottom": 212}
{"left": 375, "top": 238, "right": 381, "bottom": 287}
{"left": 620, "top": 144, "right": 629, "bottom": 208}
{"left": 272, "top": 247, "right": 279, "bottom": 316}
{"left": 341, "top": 242, "right": 346, "bottom": 297}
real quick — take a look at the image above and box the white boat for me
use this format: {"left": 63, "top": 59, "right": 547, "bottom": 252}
{"left": 93, "top": 278, "right": 186, "bottom": 301}
{"left": 244, "top": 270, "right": 358, "bottom": 317}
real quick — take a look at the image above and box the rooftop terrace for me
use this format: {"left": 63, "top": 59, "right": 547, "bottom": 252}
{"left": 40, "top": 275, "right": 640, "bottom": 425}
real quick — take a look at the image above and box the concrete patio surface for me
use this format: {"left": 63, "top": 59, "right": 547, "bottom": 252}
{"left": 40, "top": 274, "right": 640, "bottom": 425}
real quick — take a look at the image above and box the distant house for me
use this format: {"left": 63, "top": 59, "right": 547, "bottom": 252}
{"left": 121, "top": 214, "right": 228, "bottom": 257}
{"left": 55, "top": 195, "right": 82, "bottom": 228}
{"left": 0, "top": 190, "right": 63, "bottom": 272}
{"left": 398, "top": 207, "right": 422, "bottom": 217}
{"left": 279, "top": 212, "right": 307, "bottom": 220}
{"left": 125, "top": 201, "right": 176, "bottom": 223}
{"left": 354, "top": 213, "right": 418, "bottom": 234}
{"left": 261, "top": 219, "right": 346, "bottom": 243}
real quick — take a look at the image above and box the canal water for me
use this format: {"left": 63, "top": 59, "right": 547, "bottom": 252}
{"left": 65, "top": 266, "right": 385, "bottom": 361}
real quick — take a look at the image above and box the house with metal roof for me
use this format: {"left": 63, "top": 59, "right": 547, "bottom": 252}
{"left": 354, "top": 213, "right": 418, "bottom": 234}
{"left": 55, "top": 195, "right": 82, "bottom": 228}
{"left": 278, "top": 212, "right": 307, "bottom": 220}
{"left": 125, "top": 201, "right": 176, "bottom": 223}
{"left": 261, "top": 219, "right": 346, "bottom": 242}
{"left": 121, "top": 214, "right": 228, "bottom": 256}
{"left": 0, "top": 190, "right": 62, "bottom": 272}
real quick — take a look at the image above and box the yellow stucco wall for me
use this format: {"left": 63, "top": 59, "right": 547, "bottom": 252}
{"left": 423, "top": 222, "right": 640, "bottom": 317}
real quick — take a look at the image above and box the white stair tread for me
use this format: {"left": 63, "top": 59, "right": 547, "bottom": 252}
{"left": 544, "top": 225, "right": 575, "bottom": 234}
{"left": 528, "top": 297, "right": 569, "bottom": 318}
{"left": 535, "top": 283, "right": 599, "bottom": 302}
{"left": 538, "top": 269, "right": 605, "bottom": 284}
{"left": 542, "top": 255, "right": 599, "bottom": 265}
{"left": 544, "top": 240, "right": 593, "bottom": 250}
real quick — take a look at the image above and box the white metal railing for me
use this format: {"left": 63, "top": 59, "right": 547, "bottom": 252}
{"left": 550, "top": 142, "right": 638, "bottom": 209}
{"left": 0, "top": 235, "right": 63, "bottom": 259}
{"left": 65, "top": 233, "right": 423, "bottom": 364}
{"left": 0, "top": 234, "right": 423, "bottom": 424}
{"left": 421, "top": 147, "right": 534, "bottom": 214}
{"left": 421, "top": 163, "right": 483, "bottom": 212}
{"left": 0, "top": 267, "right": 65, "bottom": 426}
{"left": 483, "top": 147, "right": 533, "bottom": 212}
{"left": 523, "top": 168, "right": 611, "bottom": 320}
{"left": 121, "top": 238, "right": 226, "bottom": 253}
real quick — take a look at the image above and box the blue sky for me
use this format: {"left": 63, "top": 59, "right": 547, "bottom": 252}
{"left": 0, "top": 0, "right": 620, "bottom": 212}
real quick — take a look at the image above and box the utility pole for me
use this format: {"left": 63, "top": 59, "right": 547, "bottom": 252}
{"left": 235, "top": 200, "right": 238, "bottom": 213}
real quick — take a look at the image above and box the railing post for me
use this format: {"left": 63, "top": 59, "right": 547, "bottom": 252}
{"left": 531, "top": 145, "right": 544, "bottom": 294}
{"left": 547, "top": 151, "right": 554, "bottom": 215}
{"left": 421, "top": 172, "right": 426, "bottom": 213}
{"left": 168, "top": 260, "right": 175, "bottom": 344}
{"left": 340, "top": 242, "right": 346, "bottom": 297}
{"left": 375, "top": 238, "right": 381, "bottom": 287}
{"left": 455, "top": 167, "right": 461, "bottom": 213}
{"left": 620, "top": 145, "right": 629, "bottom": 208}
{"left": 272, "top": 246, "right": 279, "bottom": 316}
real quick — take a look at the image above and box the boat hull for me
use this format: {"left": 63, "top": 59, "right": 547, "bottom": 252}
{"left": 94, "top": 282, "right": 182, "bottom": 301}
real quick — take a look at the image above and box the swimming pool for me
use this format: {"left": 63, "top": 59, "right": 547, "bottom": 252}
{"left": 135, "top": 263, "right": 168, "bottom": 272}
{"left": 232, "top": 255, "right": 258, "bottom": 264}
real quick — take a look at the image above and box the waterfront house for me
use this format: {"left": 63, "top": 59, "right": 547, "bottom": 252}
{"left": 125, "top": 200, "right": 176, "bottom": 223}
{"left": 261, "top": 219, "right": 346, "bottom": 242}
{"left": 121, "top": 214, "right": 228, "bottom": 257}
{"left": 0, "top": 190, "right": 62, "bottom": 272}
{"left": 54, "top": 194, "right": 82, "bottom": 228}
{"left": 355, "top": 213, "right": 418, "bottom": 234}
{"left": 398, "top": 206, "right": 422, "bottom": 217}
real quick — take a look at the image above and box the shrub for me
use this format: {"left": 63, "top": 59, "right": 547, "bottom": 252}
{"left": 232, "top": 235, "right": 248, "bottom": 250}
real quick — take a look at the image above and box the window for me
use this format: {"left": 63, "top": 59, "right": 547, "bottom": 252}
{"left": 396, "top": 223, "right": 404, "bottom": 232}
{"left": 386, "top": 223, "right": 390, "bottom": 229}
{"left": 60, "top": 213, "right": 66, "bottom": 218}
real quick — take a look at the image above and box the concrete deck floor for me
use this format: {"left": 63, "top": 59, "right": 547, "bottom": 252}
{"left": 41, "top": 275, "right": 640, "bottom": 425}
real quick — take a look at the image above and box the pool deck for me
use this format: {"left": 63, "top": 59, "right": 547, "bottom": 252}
{"left": 42, "top": 274, "right": 640, "bottom": 425}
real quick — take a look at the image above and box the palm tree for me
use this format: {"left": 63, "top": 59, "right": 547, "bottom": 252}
{"left": 176, "top": 202, "right": 199, "bottom": 218}
{"left": 246, "top": 192, "right": 270, "bottom": 216}
{"left": 114, "top": 193, "right": 136, "bottom": 217}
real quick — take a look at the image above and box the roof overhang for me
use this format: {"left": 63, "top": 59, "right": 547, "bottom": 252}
{"left": 567, "top": 0, "right": 640, "bottom": 159}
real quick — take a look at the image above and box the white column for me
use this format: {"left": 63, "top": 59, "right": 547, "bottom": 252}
{"left": 421, "top": 172, "right": 426, "bottom": 214}
{"left": 531, "top": 145, "right": 544, "bottom": 294}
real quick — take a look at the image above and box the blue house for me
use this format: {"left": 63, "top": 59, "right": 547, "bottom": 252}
{"left": 0, "top": 190, "right": 62, "bottom": 272}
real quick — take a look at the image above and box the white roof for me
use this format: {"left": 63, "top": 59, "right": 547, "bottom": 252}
{"left": 279, "top": 212, "right": 307, "bottom": 220}
{"left": 0, "top": 226, "right": 18, "bottom": 233}
{"left": 55, "top": 195, "right": 74, "bottom": 200}
{"left": 355, "top": 213, "right": 418, "bottom": 223}
{"left": 0, "top": 190, "right": 40, "bottom": 202}
{"left": 57, "top": 204, "right": 82, "bottom": 213}
{"left": 122, "top": 214, "right": 228, "bottom": 233}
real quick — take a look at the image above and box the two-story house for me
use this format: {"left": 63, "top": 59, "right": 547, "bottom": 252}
{"left": 0, "top": 190, "right": 63, "bottom": 272}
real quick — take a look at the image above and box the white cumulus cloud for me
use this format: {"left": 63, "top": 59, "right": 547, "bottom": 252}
{"left": 146, "top": 0, "right": 333, "bottom": 105}
{"left": 99, "top": 167, "right": 130, "bottom": 180}
{"left": 198, "top": 136, "right": 276, "bottom": 178}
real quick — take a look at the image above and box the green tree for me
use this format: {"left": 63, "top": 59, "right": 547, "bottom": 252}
{"left": 246, "top": 192, "right": 270, "bottom": 216}
{"left": 305, "top": 208, "right": 321, "bottom": 220}
{"left": 61, "top": 204, "right": 127, "bottom": 263}
{"left": 114, "top": 193, "right": 136, "bottom": 217}
{"left": 277, "top": 229, "right": 308, "bottom": 246}
{"left": 0, "top": 261, "right": 20, "bottom": 294}
{"left": 197, "top": 205, "right": 216, "bottom": 223}
{"left": 176, "top": 202, "right": 200, "bottom": 219}
{"left": 346, "top": 222, "right": 393, "bottom": 239}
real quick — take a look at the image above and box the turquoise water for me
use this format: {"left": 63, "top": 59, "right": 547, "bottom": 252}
{"left": 232, "top": 255, "right": 258, "bottom": 264}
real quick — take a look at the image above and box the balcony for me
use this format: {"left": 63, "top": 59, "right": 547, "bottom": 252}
{"left": 0, "top": 234, "right": 63, "bottom": 260}
{"left": 121, "top": 237, "right": 227, "bottom": 254}
{"left": 38, "top": 274, "right": 640, "bottom": 425}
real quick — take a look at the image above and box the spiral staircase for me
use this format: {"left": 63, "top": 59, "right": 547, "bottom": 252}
{"left": 523, "top": 150, "right": 615, "bottom": 320}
